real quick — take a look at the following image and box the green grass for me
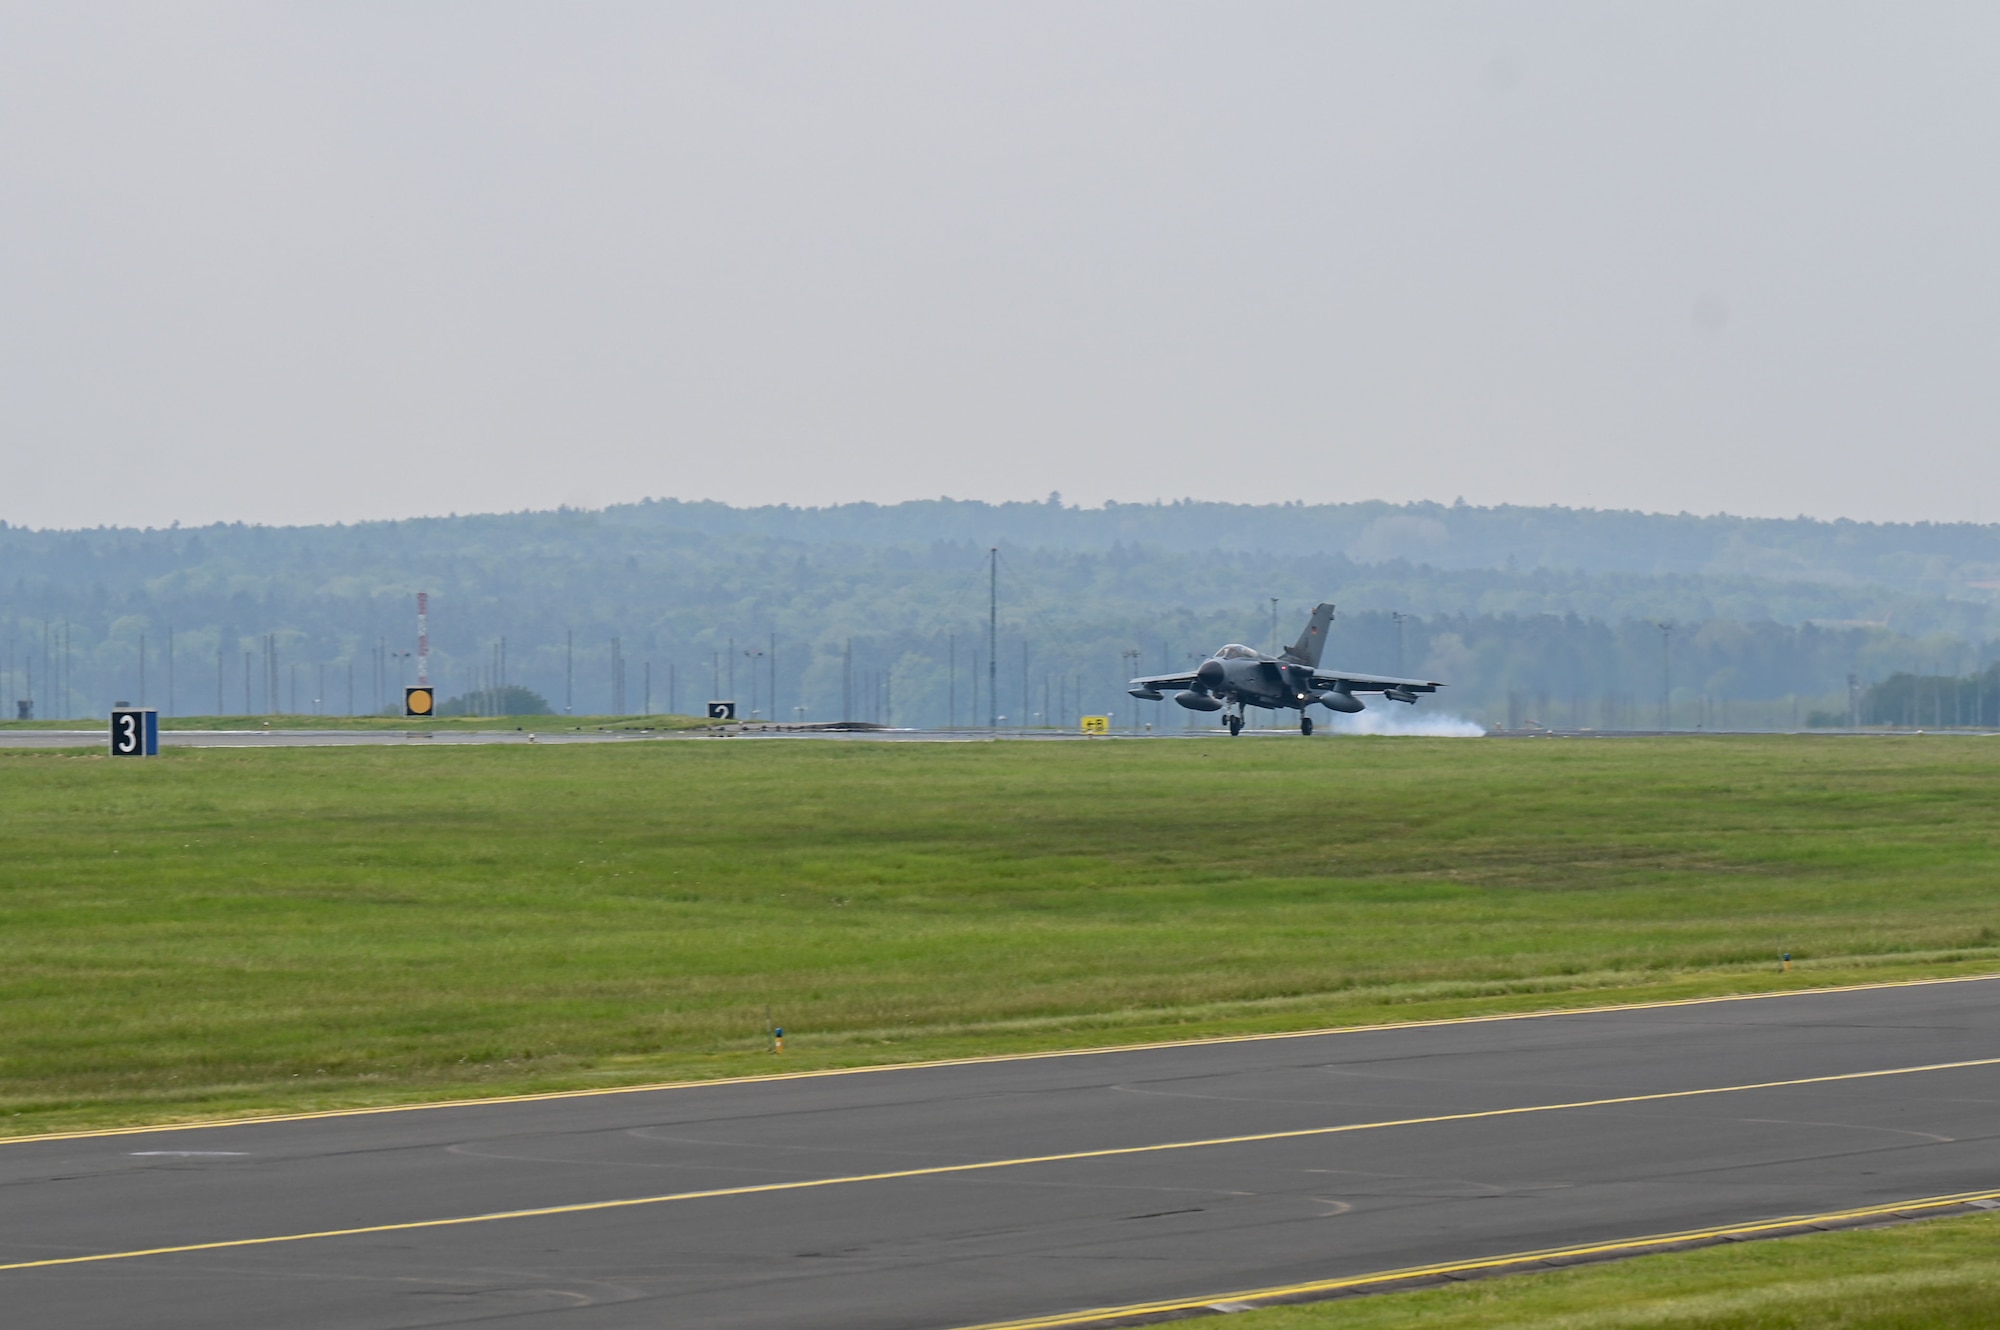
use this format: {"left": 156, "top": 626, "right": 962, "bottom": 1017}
{"left": 1230, "top": 1212, "right": 2000, "bottom": 1328}
{"left": 3, "top": 734, "right": 2000, "bottom": 1134}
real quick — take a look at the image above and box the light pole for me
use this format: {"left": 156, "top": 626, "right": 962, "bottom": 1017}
{"left": 1656, "top": 622, "right": 1674, "bottom": 731}
{"left": 743, "top": 647, "right": 765, "bottom": 719}
{"left": 1391, "top": 612, "right": 1408, "bottom": 676}
{"left": 988, "top": 547, "right": 998, "bottom": 729}
{"left": 1121, "top": 649, "right": 1142, "bottom": 730}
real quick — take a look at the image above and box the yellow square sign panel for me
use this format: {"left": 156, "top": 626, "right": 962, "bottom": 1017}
{"left": 1080, "top": 715, "right": 1110, "bottom": 735}
{"left": 405, "top": 686, "right": 434, "bottom": 717}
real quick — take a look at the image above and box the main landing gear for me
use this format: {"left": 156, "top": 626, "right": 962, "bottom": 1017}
{"left": 1223, "top": 711, "right": 1314, "bottom": 736}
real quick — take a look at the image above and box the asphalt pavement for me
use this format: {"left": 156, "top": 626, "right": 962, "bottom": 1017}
{"left": 0, "top": 726, "right": 1139, "bottom": 747}
{"left": 5, "top": 977, "right": 2000, "bottom": 1329}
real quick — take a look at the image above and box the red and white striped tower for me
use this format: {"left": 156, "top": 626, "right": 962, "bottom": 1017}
{"left": 416, "top": 592, "right": 430, "bottom": 687}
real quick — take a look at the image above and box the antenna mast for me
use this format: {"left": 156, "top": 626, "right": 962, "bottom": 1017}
{"left": 416, "top": 592, "right": 429, "bottom": 688}
{"left": 988, "top": 547, "right": 998, "bottom": 728}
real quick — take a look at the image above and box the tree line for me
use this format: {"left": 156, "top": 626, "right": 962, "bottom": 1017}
{"left": 3, "top": 499, "right": 1995, "bottom": 728}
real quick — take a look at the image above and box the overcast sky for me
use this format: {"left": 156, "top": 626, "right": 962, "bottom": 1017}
{"left": 4, "top": 3, "right": 1998, "bottom": 530}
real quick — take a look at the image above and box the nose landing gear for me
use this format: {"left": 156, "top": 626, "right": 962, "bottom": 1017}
{"left": 1300, "top": 715, "right": 1314, "bottom": 736}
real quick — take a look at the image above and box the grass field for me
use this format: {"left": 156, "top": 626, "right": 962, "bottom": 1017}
{"left": 1233, "top": 1212, "right": 2000, "bottom": 1329}
{"left": 3, "top": 734, "right": 2000, "bottom": 1136}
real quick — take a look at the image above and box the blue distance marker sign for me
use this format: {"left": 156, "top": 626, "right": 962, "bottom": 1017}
{"left": 110, "top": 708, "right": 160, "bottom": 757}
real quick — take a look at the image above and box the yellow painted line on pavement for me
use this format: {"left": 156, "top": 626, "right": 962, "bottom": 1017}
{"left": 948, "top": 1187, "right": 2000, "bottom": 1329}
{"left": 4, "top": 1053, "right": 1998, "bottom": 1273}
{"left": 7, "top": 970, "right": 1998, "bottom": 1147}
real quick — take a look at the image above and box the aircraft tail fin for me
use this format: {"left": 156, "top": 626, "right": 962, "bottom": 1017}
{"left": 1281, "top": 603, "right": 1336, "bottom": 668}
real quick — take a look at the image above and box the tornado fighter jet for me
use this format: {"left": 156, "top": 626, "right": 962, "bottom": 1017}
{"left": 1127, "top": 603, "right": 1442, "bottom": 736}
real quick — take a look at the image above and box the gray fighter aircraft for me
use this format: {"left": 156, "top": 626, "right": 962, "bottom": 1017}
{"left": 1127, "top": 603, "right": 1442, "bottom": 736}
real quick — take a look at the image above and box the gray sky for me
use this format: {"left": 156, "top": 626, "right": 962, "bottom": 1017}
{"left": 5, "top": 2, "right": 1998, "bottom": 530}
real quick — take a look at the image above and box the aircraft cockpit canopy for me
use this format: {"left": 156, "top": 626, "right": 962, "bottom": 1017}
{"left": 1215, "top": 644, "right": 1260, "bottom": 660}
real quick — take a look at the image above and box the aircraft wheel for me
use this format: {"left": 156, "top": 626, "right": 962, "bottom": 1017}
{"left": 1227, "top": 714, "right": 1243, "bottom": 737}
{"left": 1301, "top": 715, "right": 1313, "bottom": 736}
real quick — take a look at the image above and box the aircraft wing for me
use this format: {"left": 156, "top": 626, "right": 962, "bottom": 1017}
{"left": 1311, "top": 669, "right": 1443, "bottom": 697}
{"left": 1127, "top": 672, "right": 1197, "bottom": 697}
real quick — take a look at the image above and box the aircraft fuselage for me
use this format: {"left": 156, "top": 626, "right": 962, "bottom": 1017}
{"left": 1124, "top": 606, "right": 1440, "bottom": 735}
{"left": 1197, "top": 650, "right": 1325, "bottom": 713}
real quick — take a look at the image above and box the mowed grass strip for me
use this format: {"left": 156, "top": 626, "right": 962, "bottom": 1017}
{"left": 2, "top": 735, "right": 1998, "bottom": 1133}
{"left": 1226, "top": 1211, "right": 2000, "bottom": 1329}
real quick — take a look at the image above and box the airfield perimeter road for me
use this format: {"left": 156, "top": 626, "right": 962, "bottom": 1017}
{"left": 7, "top": 980, "right": 2000, "bottom": 1330}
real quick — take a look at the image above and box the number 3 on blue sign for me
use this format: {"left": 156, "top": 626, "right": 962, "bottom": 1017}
{"left": 110, "top": 708, "right": 158, "bottom": 757}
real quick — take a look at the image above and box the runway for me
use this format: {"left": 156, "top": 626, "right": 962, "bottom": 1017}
{"left": 0, "top": 726, "right": 1128, "bottom": 747}
{"left": 0, "top": 727, "right": 648, "bottom": 747}
{"left": 5, "top": 977, "right": 2000, "bottom": 1329}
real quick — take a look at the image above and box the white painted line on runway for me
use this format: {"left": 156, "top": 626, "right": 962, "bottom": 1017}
{"left": 949, "top": 1187, "right": 2000, "bottom": 1329}
{"left": 5, "top": 1053, "right": 1997, "bottom": 1273}
{"left": 7, "top": 970, "right": 1997, "bottom": 1147}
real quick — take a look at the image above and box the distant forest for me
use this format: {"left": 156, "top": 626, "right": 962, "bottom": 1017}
{"left": 4, "top": 497, "right": 1999, "bottom": 729}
